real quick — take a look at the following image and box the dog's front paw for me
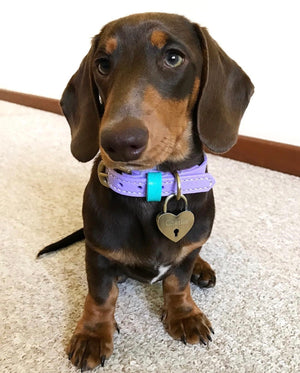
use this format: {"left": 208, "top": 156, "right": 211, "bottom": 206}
{"left": 191, "top": 256, "right": 216, "bottom": 288}
{"left": 163, "top": 306, "right": 214, "bottom": 345}
{"left": 67, "top": 322, "right": 118, "bottom": 371}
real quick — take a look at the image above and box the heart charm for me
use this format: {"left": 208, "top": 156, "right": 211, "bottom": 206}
{"left": 156, "top": 210, "right": 195, "bottom": 242}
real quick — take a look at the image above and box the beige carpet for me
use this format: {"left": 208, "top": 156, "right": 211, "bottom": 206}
{"left": 1, "top": 100, "right": 299, "bottom": 373}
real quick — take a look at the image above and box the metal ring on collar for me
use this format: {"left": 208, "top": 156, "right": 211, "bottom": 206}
{"left": 173, "top": 171, "right": 182, "bottom": 200}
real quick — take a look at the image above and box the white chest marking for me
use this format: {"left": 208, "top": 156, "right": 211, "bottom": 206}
{"left": 150, "top": 265, "right": 171, "bottom": 284}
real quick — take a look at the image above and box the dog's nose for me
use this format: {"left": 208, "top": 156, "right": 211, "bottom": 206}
{"left": 101, "top": 121, "right": 148, "bottom": 162}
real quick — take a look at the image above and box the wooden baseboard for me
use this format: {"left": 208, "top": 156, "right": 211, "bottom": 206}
{"left": 0, "top": 89, "right": 62, "bottom": 115}
{"left": 1, "top": 89, "right": 299, "bottom": 176}
{"left": 211, "top": 136, "right": 300, "bottom": 176}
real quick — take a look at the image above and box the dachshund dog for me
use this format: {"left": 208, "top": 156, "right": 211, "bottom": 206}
{"left": 38, "top": 13, "right": 254, "bottom": 370}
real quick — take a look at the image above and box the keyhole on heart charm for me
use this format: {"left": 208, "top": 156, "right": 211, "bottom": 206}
{"left": 174, "top": 229, "right": 179, "bottom": 237}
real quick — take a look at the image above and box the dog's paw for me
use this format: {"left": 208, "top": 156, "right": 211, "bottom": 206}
{"left": 163, "top": 307, "right": 214, "bottom": 345}
{"left": 191, "top": 257, "right": 216, "bottom": 288}
{"left": 67, "top": 322, "right": 118, "bottom": 371}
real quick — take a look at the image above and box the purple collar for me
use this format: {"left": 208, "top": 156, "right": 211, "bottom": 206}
{"left": 98, "top": 153, "right": 215, "bottom": 200}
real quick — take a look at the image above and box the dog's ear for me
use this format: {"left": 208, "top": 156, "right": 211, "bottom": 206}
{"left": 60, "top": 46, "right": 103, "bottom": 162}
{"left": 194, "top": 25, "right": 254, "bottom": 153}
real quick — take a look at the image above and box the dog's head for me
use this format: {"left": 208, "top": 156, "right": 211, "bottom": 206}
{"left": 61, "top": 13, "right": 254, "bottom": 169}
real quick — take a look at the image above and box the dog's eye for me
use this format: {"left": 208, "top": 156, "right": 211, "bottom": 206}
{"left": 164, "top": 50, "right": 185, "bottom": 68}
{"left": 97, "top": 57, "right": 111, "bottom": 75}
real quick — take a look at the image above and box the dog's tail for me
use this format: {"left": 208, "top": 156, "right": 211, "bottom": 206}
{"left": 37, "top": 228, "right": 85, "bottom": 258}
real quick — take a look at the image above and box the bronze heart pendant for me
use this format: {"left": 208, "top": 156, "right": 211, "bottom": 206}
{"left": 156, "top": 211, "right": 195, "bottom": 242}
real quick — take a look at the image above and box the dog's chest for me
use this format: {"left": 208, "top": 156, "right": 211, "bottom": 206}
{"left": 150, "top": 265, "right": 171, "bottom": 283}
{"left": 121, "top": 262, "right": 172, "bottom": 284}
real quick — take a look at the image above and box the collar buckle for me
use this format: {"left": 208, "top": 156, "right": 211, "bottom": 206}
{"left": 97, "top": 160, "right": 109, "bottom": 188}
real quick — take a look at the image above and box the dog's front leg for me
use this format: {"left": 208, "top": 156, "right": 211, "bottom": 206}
{"left": 162, "top": 249, "right": 214, "bottom": 346}
{"left": 67, "top": 245, "right": 119, "bottom": 370}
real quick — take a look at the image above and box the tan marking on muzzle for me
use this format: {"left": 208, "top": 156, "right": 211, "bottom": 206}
{"left": 140, "top": 85, "right": 191, "bottom": 164}
{"left": 189, "top": 77, "right": 200, "bottom": 109}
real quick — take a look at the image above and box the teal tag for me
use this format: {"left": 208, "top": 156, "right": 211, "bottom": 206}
{"left": 147, "top": 172, "right": 162, "bottom": 201}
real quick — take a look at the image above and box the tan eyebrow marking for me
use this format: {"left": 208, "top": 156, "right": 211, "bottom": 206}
{"left": 150, "top": 30, "right": 168, "bottom": 49}
{"left": 105, "top": 37, "right": 118, "bottom": 54}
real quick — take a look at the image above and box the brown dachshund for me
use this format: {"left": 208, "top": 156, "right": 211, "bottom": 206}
{"left": 38, "top": 12, "right": 254, "bottom": 370}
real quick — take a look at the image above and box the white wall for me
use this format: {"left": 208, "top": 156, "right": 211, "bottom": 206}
{"left": 1, "top": 0, "right": 300, "bottom": 146}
